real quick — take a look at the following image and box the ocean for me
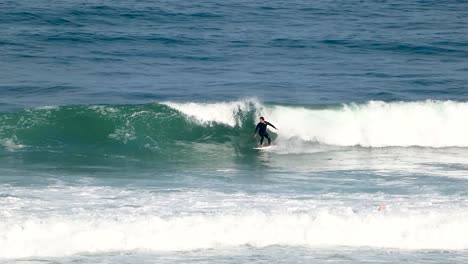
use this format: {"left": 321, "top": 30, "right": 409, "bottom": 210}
{"left": 1, "top": 0, "right": 468, "bottom": 263}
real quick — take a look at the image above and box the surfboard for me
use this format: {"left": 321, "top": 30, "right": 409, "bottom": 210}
{"left": 253, "top": 145, "right": 276, "bottom": 151}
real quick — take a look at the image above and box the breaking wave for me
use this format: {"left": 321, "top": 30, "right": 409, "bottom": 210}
{"left": 2, "top": 99, "right": 468, "bottom": 157}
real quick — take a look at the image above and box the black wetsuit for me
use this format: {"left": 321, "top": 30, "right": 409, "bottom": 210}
{"left": 254, "top": 121, "right": 277, "bottom": 145}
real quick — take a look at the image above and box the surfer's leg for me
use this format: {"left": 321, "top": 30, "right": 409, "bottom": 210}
{"left": 259, "top": 134, "right": 265, "bottom": 145}
{"left": 265, "top": 133, "right": 271, "bottom": 145}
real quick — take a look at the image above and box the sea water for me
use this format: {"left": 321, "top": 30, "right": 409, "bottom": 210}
{"left": 1, "top": 0, "right": 468, "bottom": 263}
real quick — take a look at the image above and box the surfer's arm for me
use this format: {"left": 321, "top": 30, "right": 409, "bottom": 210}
{"left": 266, "top": 122, "right": 277, "bottom": 130}
{"left": 254, "top": 123, "right": 259, "bottom": 137}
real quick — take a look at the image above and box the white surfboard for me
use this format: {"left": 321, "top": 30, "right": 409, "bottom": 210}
{"left": 253, "top": 145, "right": 276, "bottom": 151}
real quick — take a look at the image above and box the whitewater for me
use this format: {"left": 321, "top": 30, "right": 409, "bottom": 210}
{"left": 3, "top": 187, "right": 468, "bottom": 259}
{"left": 165, "top": 99, "right": 468, "bottom": 148}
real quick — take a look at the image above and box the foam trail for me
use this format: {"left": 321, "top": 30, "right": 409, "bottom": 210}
{"left": 2, "top": 209, "right": 468, "bottom": 258}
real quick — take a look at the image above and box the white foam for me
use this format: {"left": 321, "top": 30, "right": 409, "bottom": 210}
{"left": 2, "top": 209, "right": 468, "bottom": 258}
{"left": 267, "top": 100, "right": 468, "bottom": 147}
{"left": 167, "top": 99, "right": 468, "bottom": 148}
{"left": 89, "top": 105, "right": 120, "bottom": 115}
{"left": 163, "top": 99, "right": 260, "bottom": 127}
{"left": 2, "top": 185, "right": 468, "bottom": 258}
{"left": 0, "top": 137, "right": 26, "bottom": 152}
{"left": 34, "top": 105, "right": 59, "bottom": 110}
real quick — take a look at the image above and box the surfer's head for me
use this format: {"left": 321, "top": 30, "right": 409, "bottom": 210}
{"left": 259, "top": 117, "right": 265, "bottom": 123}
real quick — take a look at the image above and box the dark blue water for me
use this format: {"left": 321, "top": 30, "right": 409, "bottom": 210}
{"left": 2, "top": 1, "right": 468, "bottom": 263}
{"left": 1, "top": 0, "right": 468, "bottom": 110}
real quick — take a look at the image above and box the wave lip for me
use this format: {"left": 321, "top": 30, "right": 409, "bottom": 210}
{"left": 2, "top": 209, "right": 468, "bottom": 259}
{"left": 162, "top": 99, "right": 260, "bottom": 127}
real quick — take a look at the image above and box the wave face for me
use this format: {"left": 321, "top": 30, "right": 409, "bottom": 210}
{"left": 2, "top": 100, "right": 468, "bottom": 158}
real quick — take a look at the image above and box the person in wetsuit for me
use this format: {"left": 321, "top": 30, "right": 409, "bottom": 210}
{"left": 253, "top": 117, "right": 277, "bottom": 146}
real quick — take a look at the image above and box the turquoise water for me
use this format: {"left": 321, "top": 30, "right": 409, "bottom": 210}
{"left": 1, "top": 0, "right": 468, "bottom": 263}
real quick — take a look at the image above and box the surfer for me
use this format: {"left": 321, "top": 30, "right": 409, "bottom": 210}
{"left": 254, "top": 117, "right": 277, "bottom": 147}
